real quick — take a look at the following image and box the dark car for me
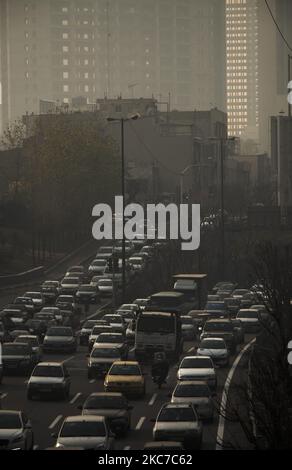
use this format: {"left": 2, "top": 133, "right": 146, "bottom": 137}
{"left": 0, "top": 322, "right": 11, "bottom": 343}
{"left": 41, "top": 280, "right": 60, "bottom": 302}
{"left": 79, "top": 320, "right": 102, "bottom": 346}
{"left": 43, "top": 327, "right": 77, "bottom": 354}
{"left": 25, "top": 319, "right": 47, "bottom": 341}
{"left": 13, "top": 297, "right": 35, "bottom": 316}
{"left": 0, "top": 309, "right": 29, "bottom": 328}
{"left": 201, "top": 319, "right": 237, "bottom": 353}
{"left": 79, "top": 392, "right": 132, "bottom": 436}
{"left": 2, "top": 342, "right": 35, "bottom": 375}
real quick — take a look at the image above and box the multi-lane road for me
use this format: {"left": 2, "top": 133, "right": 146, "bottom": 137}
{"left": 0, "top": 245, "right": 255, "bottom": 450}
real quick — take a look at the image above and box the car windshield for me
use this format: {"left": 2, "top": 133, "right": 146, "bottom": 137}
{"left": 47, "top": 327, "right": 72, "bottom": 337}
{"left": 238, "top": 311, "right": 258, "bottom": 319}
{"left": 91, "top": 348, "right": 120, "bottom": 358}
{"left": 0, "top": 414, "right": 22, "bottom": 429}
{"left": 200, "top": 339, "right": 225, "bottom": 349}
{"left": 58, "top": 297, "right": 72, "bottom": 303}
{"left": 92, "top": 260, "right": 106, "bottom": 266}
{"left": 91, "top": 327, "right": 110, "bottom": 335}
{"left": 175, "top": 384, "right": 210, "bottom": 397}
{"left": 205, "top": 321, "right": 232, "bottom": 331}
{"left": 104, "top": 316, "right": 122, "bottom": 323}
{"left": 84, "top": 321, "right": 97, "bottom": 329}
{"left": 5, "top": 311, "right": 26, "bottom": 319}
{"left": 15, "top": 298, "right": 32, "bottom": 304}
{"left": 60, "top": 421, "right": 106, "bottom": 437}
{"left": 182, "top": 318, "right": 193, "bottom": 325}
{"left": 33, "top": 365, "right": 63, "bottom": 377}
{"left": 98, "top": 280, "right": 112, "bottom": 286}
{"left": 84, "top": 396, "right": 126, "bottom": 410}
{"left": 43, "top": 282, "right": 58, "bottom": 287}
{"left": 79, "top": 285, "right": 95, "bottom": 292}
{"left": 109, "top": 364, "right": 140, "bottom": 376}
{"left": 97, "top": 334, "right": 122, "bottom": 343}
{"left": 15, "top": 337, "right": 38, "bottom": 347}
{"left": 25, "top": 293, "right": 41, "bottom": 299}
{"left": 137, "top": 315, "right": 174, "bottom": 334}
{"left": 159, "top": 407, "right": 196, "bottom": 422}
{"left": 181, "top": 358, "right": 212, "bottom": 368}
{"left": 3, "top": 344, "right": 29, "bottom": 355}
{"left": 62, "top": 278, "right": 78, "bottom": 285}
{"left": 206, "top": 302, "right": 225, "bottom": 310}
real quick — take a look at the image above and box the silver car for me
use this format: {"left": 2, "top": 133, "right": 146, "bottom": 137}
{"left": 153, "top": 403, "right": 203, "bottom": 450}
{"left": 43, "top": 326, "right": 77, "bottom": 353}
{"left": 171, "top": 381, "right": 214, "bottom": 420}
{"left": 197, "top": 337, "right": 229, "bottom": 367}
{"left": 0, "top": 410, "right": 34, "bottom": 450}
{"left": 15, "top": 335, "right": 42, "bottom": 364}
{"left": 27, "top": 362, "right": 71, "bottom": 400}
{"left": 88, "top": 344, "right": 121, "bottom": 379}
{"left": 54, "top": 416, "right": 115, "bottom": 450}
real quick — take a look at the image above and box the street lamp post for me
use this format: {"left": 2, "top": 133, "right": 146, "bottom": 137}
{"left": 107, "top": 113, "right": 140, "bottom": 302}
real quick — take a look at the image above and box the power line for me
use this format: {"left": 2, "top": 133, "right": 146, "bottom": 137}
{"left": 128, "top": 121, "right": 180, "bottom": 176}
{"left": 265, "top": 0, "right": 292, "bottom": 53}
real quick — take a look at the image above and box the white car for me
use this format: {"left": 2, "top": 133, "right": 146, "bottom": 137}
{"left": 102, "top": 314, "right": 125, "bottom": 332}
{"left": 171, "top": 380, "right": 214, "bottom": 420}
{"left": 177, "top": 356, "right": 217, "bottom": 390}
{"left": 88, "top": 259, "right": 108, "bottom": 274}
{"left": 0, "top": 410, "right": 34, "bottom": 450}
{"left": 236, "top": 309, "right": 260, "bottom": 333}
{"left": 97, "top": 278, "right": 114, "bottom": 296}
{"left": 23, "top": 292, "right": 45, "bottom": 311}
{"left": 54, "top": 416, "right": 115, "bottom": 450}
{"left": 60, "top": 277, "right": 80, "bottom": 295}
{"left": 197, "top": 337, "right": 229, "bottom": 367}
{"left": 128, "top": 257, "right": 145, "bottom": 271}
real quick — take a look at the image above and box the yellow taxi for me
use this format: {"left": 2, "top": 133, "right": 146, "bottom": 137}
{"left": 104, "top": 361, "right": 145, "bottom": 398}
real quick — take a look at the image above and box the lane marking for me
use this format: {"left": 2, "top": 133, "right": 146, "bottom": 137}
{"left": 124, "top": 445, "right": 131, "bottom": 450}
{"left": 49, "top": 415, "right": 63, "bottom": 430}
{"left": 33, "top": 445, "right": 39, "bottom": 450}
{"left": 135, "top": 417, "right": 146, "bottom": 430}
{"left": 61, "top": 356, "right": 75, "bottom": 364}
{"left": 70, "top": 392, "right": 82, "bottom": 404}
{"left": 188, "top": 346, "right": 195, "bottom": 352}
{"left": 89, "top": 379, "right": 95, "bottom": 384}
{"left": 0, "top": 393, "right": 7, "bottom": 400}
{"left": 216, "top": 338, "right": 255, "bottom": 450}
{"left": 148, "top": 393, "right": 157, "bottom": 406}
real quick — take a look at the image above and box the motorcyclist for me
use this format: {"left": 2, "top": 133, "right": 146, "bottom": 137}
{"left": 151, "top": 352, "right": 169, "bottom": 387}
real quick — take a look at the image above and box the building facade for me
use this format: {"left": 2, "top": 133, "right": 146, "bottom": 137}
{"left": 226, "top": 0, "right": 259, "bottom": 141}
{"left": 0, "top": 0, "right": 226, "bottom": 134}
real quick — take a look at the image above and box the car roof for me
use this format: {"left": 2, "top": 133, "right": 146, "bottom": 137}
{"left": 64, "top": 415, "right": 104, "bottom": 423}
{"left": 163, "top": 402, "right": 194, "bottom": 409}
{"left": 36, "top": 362, "right": 63, "bottom": 367}
{"left": 201, "top": 337, "right": 225, "bottom": 342}
{"left": 175, "top": 380, "right": 209, "bottom": 386}
{"left": 92, "top": 343, "right": 119, "bottom": 350}
{"left": 182, "top": 355, "right": 211, "bottom": 361}
{"left": 16, "top": 335, "right": 37, "bottom": 340}
{"left": 0, "top": 410, "right": 21, "bottom": 416}
{"left": 87, "top": 392, "right": 123, "bottom": 398}
{"left": 111, "top": 361, "right": 139, "bottom": 366}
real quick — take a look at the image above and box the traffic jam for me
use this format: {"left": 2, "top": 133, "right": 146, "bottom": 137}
{"left": 0, "top": 237, "right": 266, "bottom": 451}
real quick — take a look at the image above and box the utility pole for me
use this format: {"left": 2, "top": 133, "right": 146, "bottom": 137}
{"left": 121, "top": 118, "right": 126, "bottom": 302}
{"left": 220, "top": 139, "right": 225, "bottom": 279}
{"left": 288, "top": 54, "right": 292, "bottom": 118}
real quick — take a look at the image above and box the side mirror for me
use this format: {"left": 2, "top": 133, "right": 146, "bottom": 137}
{"left": 51, "top": 432, "right": 57, "bottom": 438}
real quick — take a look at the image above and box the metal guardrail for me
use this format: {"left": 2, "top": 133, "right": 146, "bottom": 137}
{"left": 0, "top": 266, "right": 45, "bottom": 288}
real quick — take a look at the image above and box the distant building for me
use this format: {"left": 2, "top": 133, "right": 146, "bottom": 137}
{"left": 0, "top": 0, "right": 226, "bottom": 133}
{"left": 226, "top": 0, "right": 259, "bottom": 141}
{"left": 271, "top": 115, "right": 292, "bottom": 208}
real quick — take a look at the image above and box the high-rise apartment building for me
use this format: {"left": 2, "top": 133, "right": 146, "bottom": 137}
{"left": 226, "top": 0, "right": 259, "bottom": 140}
{"left": 0, "top": 0, "right": 226, "bottom": 133}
